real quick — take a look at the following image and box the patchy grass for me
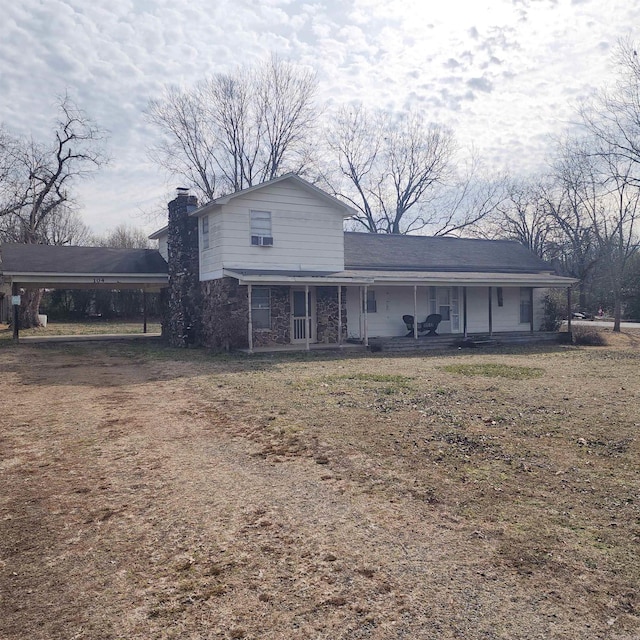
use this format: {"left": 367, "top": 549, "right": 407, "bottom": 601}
{"left": 1, "top": 334, "right": 640, "bottom": 638}
{"left": 438, "top": 362, "right": 544, "bottom": 379}
{"left": 0, "top": 320, "right": 161, "bottom": 342}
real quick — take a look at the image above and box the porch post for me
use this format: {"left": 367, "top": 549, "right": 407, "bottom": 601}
{"left": 488, "top": 286, "right": 492, "bottom": 337}
{"left": 12, "top": 282, "right": 19, "bottom": 343}
{"left": 529, "top": 287, "right": 534, "bottom": 333}
{"left": 363, "top": 285, "right": 369, "bottom": 347}
{"left": 413, "top": 285, "right": 418, "bottom": 339}
{"left": 337, "top": 286, "right": 342, "bottom": 347}
{"left": 142, "top": 289, "right": 147, "bottom": 334}
{"left": 567, "top": 287, "right": 572, "bottom": 339}
{"left": 305, "top": 284, "right": 310, "bottom": 352}
{"left": 463, "top": 286, "right": 468, "bottom": 338}
{"left": 247, "top": 284, "right": 254, "bottom": 354}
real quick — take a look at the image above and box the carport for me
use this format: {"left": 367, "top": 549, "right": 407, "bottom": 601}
{"left": 0, "top": 243, "right": 168, "bottom": 342}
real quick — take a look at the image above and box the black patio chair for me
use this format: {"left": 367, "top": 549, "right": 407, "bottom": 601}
{"left": 403, "top": 313, "right": 442, "bottom": 337}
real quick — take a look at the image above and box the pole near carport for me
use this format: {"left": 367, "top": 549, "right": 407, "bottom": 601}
{"left": 11, "top": 282, "right": 19, "bottom": 343}
{"left": 142, "top": 289, "right": 147, "bottom": 334}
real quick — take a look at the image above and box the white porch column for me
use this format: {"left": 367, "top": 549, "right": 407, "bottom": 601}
{"left": 413, "top": 285, "right": 418, "bottom": 339}
{"left": 305, "top": 284, "right": 310, "bottom": 351}
{"left": 247, "top": 284, "right": 253, "bottom": 354}
{"left": 337, "top": 285, "right": 342, "bottom": 347}
{"left": 363, "top": 285, "right": 369, "bottom": 347}
{"left": 488, "top": 286, "right": 493, "bottom": 336}
{"left": 463, "top": 286, "right": 468, "bottom": 338}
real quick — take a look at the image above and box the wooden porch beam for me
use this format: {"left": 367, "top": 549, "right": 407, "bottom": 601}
{"left": 529, "top": 287, "right": 534, "bottom": 333}
{"left": 363, "top": 285, "right": 369, "bottom": 347}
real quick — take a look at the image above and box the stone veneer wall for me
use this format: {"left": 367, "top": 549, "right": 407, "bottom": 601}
{"left": 165, "top": 192, "right": 201, "bottom": 347}
{"left": 316, "top": 286, "right": 347, "bottom": 344}
{"left": 253, "top": 286, "right": 290, "bottom": 347}
{"left": 200, "top": 277, "right": 249, "bottom": 350}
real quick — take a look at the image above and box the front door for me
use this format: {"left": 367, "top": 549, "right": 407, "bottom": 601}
{"left": 291, "top": 288, "right": 315, "bottom": 343}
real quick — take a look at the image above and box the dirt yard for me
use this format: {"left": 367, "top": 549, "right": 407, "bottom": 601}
{"left": 1, "top": 331, "right": 639, "bottom": 639}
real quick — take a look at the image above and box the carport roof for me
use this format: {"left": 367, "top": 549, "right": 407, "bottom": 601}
{"left": 0, "top": 243, "right": 168, "bottom": 288}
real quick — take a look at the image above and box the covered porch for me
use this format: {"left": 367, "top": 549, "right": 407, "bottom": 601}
{"left": 227, "top": 268, "right": 577, "bottom": 354}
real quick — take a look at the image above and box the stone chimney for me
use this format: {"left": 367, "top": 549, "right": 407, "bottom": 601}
{"left": 165, "top": 188, "right": 201, "bottom": 347}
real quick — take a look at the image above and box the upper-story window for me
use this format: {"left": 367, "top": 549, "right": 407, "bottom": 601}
{"left": 250, "top": 210, "right": 273, "bottom": 246}
{"left": 202, "top": 215, "right": 209, "bottom": 250}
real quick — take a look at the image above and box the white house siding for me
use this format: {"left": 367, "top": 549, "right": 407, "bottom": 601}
{"left": 157, "top": 235, "right": 168, "bottom": 261}
{"left": 199, "top": 181, "right": 346, "bottom": 282}
{"left": 466, "top": 287, "right": 490, "bottom": 333}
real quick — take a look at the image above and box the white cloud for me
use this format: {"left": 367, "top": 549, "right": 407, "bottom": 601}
{"left": 0, "top": 0, "right": 638, "bottom": 234}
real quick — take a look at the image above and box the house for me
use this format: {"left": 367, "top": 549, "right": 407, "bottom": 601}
{"left": 150, "top": 174, "right": 575, "bottom": 352}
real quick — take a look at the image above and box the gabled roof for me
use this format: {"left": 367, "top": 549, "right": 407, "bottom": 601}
{"left": 344, "top": 233, "right": 554, "bottom": 274}
{"left": 189, "top": 173, "right": 357, "bottom": 218}
{"left": 0, "top": 243, "right": 168, "bottom": 275}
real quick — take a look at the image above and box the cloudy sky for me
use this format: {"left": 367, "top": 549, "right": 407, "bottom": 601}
{"left": 1, "top": 0, "right": 637, "bottom": 236}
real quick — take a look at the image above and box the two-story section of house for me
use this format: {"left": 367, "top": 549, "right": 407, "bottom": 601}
{"left": 151, "top": 173, "right": 575, "bottom": 352}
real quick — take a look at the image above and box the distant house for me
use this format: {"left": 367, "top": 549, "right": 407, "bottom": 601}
{"left": 150, "top": 174, "right": 575, "bottom": 351}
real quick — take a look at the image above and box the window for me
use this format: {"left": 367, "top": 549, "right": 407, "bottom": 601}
{"left": 251, "top": 287, "right": 271, "bottom": 329}
{"left": 520, "top": 288, "right": 532, "bottom": 324}
{"left": 202, "top": 215, "right": 209, "bottom": 249}
{"left": 250, "top": 210, "right": 273, "bottom": 246}
{"left": 363, "top": 289, "right": 377, "bottom": 313}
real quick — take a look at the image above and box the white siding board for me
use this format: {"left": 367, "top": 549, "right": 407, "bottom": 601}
{"left": 199, "top": 181, "right": 347, "bottom": 280}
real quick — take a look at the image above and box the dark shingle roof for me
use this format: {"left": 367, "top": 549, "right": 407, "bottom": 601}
{"left": 344, "top": 233, "right": 552, "bottom": 273}
{"left": 0, "top": 243, "right": 168, "bottom": 275}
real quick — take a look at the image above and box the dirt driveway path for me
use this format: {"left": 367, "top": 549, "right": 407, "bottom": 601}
{"left": 1, "top": 344, "right": 638, "bottom": 639}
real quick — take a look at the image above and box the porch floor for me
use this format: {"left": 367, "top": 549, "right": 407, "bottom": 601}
{"left": 241, "top": 332, "right": 563, "bottom": 354}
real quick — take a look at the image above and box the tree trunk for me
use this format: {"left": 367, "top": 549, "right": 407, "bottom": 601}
{"left": 613, "top": 293, "right": 622, "bottom": 333}
{"left": 19, "top": 289, "right": 44, "bottom": 329}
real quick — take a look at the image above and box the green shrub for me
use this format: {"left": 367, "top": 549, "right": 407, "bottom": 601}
{"left": 540, "top": 293, "right": 564, "bottom": 331}
{"left": 571, "top": 325, "right": 608, "bottom": 346}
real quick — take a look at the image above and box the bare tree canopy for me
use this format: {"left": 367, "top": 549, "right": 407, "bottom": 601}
{"left": 0, "top": 95, "right": 106, "bottom": 328}
{"left": 580, "top": 38, "right": 640, "bottom": 185}
{"left": 0, "top": 95, "right": 105, "bottom": 245}
{"left": 93, "top": 223, "right": 150, "bottom": 249}
{"left": 322, "top": 105, "right": 502, "bottom": 235}
{"left": 146, "top": 55, "right": 318, "bottom": 202}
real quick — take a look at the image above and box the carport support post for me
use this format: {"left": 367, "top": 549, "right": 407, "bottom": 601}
{"left": 142, "top": 289, "right": 147, "bottom": 334}
{"left": 12, "top": 282, "right": 19, "bottom": 343}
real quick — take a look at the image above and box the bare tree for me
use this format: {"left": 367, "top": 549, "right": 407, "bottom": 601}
{"left": 146, "top": 55, "right": 318, "bottom": 201}
{"left": 92, "top": 223, "right": 150, "bottom": 249}
{"left": 580, "top": 38, "right": 640, "bottom": 185}
{"left": 489, "top": 178, "right": 556, "bottom": 259}
{"left": 0, "top": 96, "right": 106, "bottom": 326}
{"left": 324, "top": 104, "right": 467, "bottom": 234}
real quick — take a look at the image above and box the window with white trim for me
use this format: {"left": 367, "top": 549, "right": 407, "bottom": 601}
{"left": 251, "top": 287, "right": 271, "bottom": 329}
{"left": 250, "top": 210, "right": 273, "bottom": 246}
{"left": 363, "top": 289, "right": 377, "bottom": 313}
{"left": 202, "top": 215, "right": 209, "bottom": 249}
